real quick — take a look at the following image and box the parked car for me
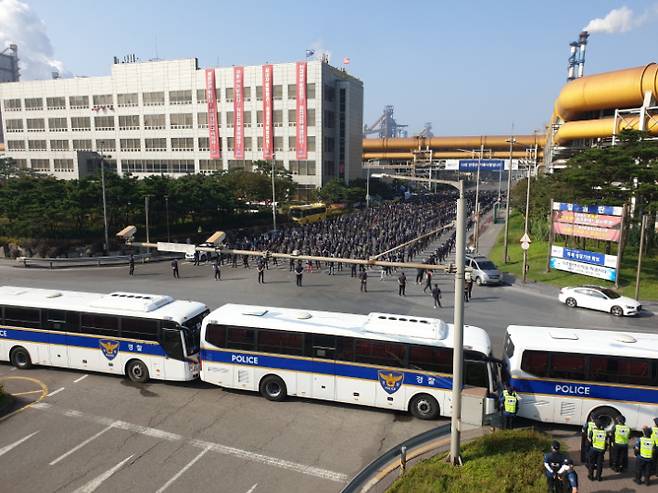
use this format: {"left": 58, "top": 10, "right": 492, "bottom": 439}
{"left": 465, "top": 255, "right": 502, "bottom": 285}
{"left": 185, "top": 243, "right": 215, "bottom": 263}
{"left": 558, "top": 285, "right": 641, "bottom": 317}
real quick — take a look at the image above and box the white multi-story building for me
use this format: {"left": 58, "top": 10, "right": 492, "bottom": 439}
{"left": 0, "top": 57, "right": 363, "bottom": 199}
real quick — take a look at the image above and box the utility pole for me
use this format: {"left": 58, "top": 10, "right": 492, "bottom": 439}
{"left": 635, "top": 215, "right": 648, "bottom": 300}
{"left": 99, "top": 155, "right": 110, "bottom": 255}
{"left": 503, "top": 135, "right": 516, "bottom": 263}
{"left": 474, "top": 143, "right": 483, "bottom": 252}
{"left": 366, "top": 161, "right": 371, "bottom": 209}
{"left": 164, "top": 195, "right": 171, "bottom": 242}
{"left": 522, "top": 159, "right": 532, "bottom": 282}
{"left": 271, "top": 157, "right": 277, "bottom": 231}
{"left": 145, "top": 195, "right": 151, "bottom": 252}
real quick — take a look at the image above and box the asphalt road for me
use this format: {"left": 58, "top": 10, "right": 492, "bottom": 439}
{"left": 0, "top": 239, "right": 655, "bottom": 493}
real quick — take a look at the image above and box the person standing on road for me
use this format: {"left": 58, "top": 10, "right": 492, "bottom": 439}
{"left": 398, "top": 271, "right": 406, "bottom": 296}
{"left": 609, "top": 415, "right": 630, "bottom": 472}
{"left": 129, "top": 254, "right": 135, "bottom": 276}
{"left": 500, "top": 384, "right": 519, "bottom": 429}
{"left": 193, "top": 250, "right": 200, "bottom": 266}
{"left": 634, "top": 427, "right": 656, "bottom": 486}
{"left": 651, "top": 417, "right": 658, "bottom": 475}
{"left": 587, "top": 419, "right": 607, "bottom": 481}
{"left": 423, "top": 270, "right": 433, "bottom": 293}
{"left": 213, "top": 258, "right": 221, "bottom": 281}
{"left": 432, "top": 284, "right": 442, "bottom": 308}
{"left": 351, "top": 263, "right": 357, "bottom": 278}
{"left": 380, "top": 265, "right": 386, "bottom": 281}
{"left": 295, "top": 261, "right": 304, "bottom": 287}
{"left": 581, "top": 417, "right": 597, "bottom": 465}
{"left": 171, "top": 259, "right": 180, "bottom": 279}
{"left": 415, "top": 267, "right": 424, "bottom": 285}
{"left": 544, "top": 441, "right": 565, "bottom": 493}
{"left": 257, "top": 260, "right": 265, "bottom": 284}
{"left": 359, "top": 269, "right": 368, "bottom": 293}
{"left": 465, "top": 272, "right": 474, "bottom": 302}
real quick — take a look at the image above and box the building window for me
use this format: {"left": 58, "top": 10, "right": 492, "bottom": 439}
{"left": 71, "top": 117, "right": 91, "bottom": 131}
{"left": 197, "top": 112, "right": 208, "bottom": 128}
{"left": 25, "top": 98, "right": 43, "bottom": 111}
{"left": 244, "top": 136, "right": 252, "bottom": 151}
{"left": 69, "top": 96, "right": 89, "bottom": 109}
{"left": 170, "top": 113, "right": 193, "bottom": 129}
{"left": 120, "top": 139, "right": 140, "bottom": 151}
{"left": 307, "top": 83, "right": 316, "bottom": 99}
{"left": 288, "top": 136, "right": 296, "bottom": 151}
{"left": 243, "top": 111, "right": 251, "bottom": 126}
{"left": 288, "top": 109, "right": 296, "bottom": 126}
{"left": 196, "top": 89, "right": 206, "bottom": 104}
{"left": 30, "top": 159, "right": 50, "bottom": 172}
{"left": 118, "top": 115, "right": 140, "bottom": 130}
{"left": 97, "top": 139, "right": 117, "bottom": 151}
{"left": 225, "top": 112, "right": 234, "bottom": 128}
{"left": 324, "top": 110, "right": 335, "bottom": 128}
{"left": 143, "top": 91, "right": 165, "bottom": 106}
{"left": 225, "top": 87, "right": 234, "bottom": 102}
{"left": 72, "top": 139, "right": 93, "bottom": 151}
{"left": 325, "top": 160, "right": 335, "bottom": 176}
{"left": 256, "top": 111, "right": 263, "bottom": 127}
{"left": 274, "top": 136, "right": 283, "bottom": 152}
{"left": 7, "top": 140, "right": 26, "bottom": 151}
{"left": 26, "top": 118, "right": 46, "bottom": 132}
{"left": 199, "top": 159, "right": 222, "bottom": 173}
{"left": 4, "top": 98, "right": 22, "bottom": 111}
{"left": 93, "top": 94, "right": 113, "bottom": 106}
{"left": 325, "top": 137, "right": 335, "bottom": 152}
{"left": 48, "top": 117, "right": 68, "bottom": 132}
{"left": 228, "top": 160, "right": 253, "bottom": 171}
{"left": 257, "top": 136, "right": 263, "bottom": 151}
{"left": 255, "top": 86, "right": 262, "bottom": 101}
{"left": 243, "top": 86, "right": 251, "bottom": 101}
{"left": 294, "top": 184, "right": 316, "bottom": 202}
{"left": 287, "top": 84, "right": 296, "bottom": 100}
{"left": 14, "top": 159, "right": 27, "bottom": 169}
{"left": 227, "top": 137, "right": 234, "bottom": 151}
{"left": 145, "top": 138, "right": 167, "bottom": 152}
{"left": 28, "top": 140, "right": 47, "bottom": 151}
{"left": 50, "top": 139, "right": 69, "bottom": 151}
{"left": 307, "top": 108, "right": 315, "bottom": 127}
{"left": 289, "top": 160, "right": 316, "bottom": 176}
{"left": 169, "top": 90, "right": 192, "bottom": 105}
{"left": 5, "top": 119, "right": 23, "bottom": 132}
{"left": 273, "top": 85, "right": 282, "bottom": 101}
{"left": 144, "top": 114, "right": 165, "bottom": 130}
{"left": 46, "top": 97, "right": 66, "bottom": 110}
{"left": 307, "top": 136, "right": 316, "bottom": 152}
{"left": 171, "top": 138, "right": 193, "bottom": 151}
{"left": 94, "top": 116, "right": 115, "bottom": 131}
{"left": 121, "top": 159, "right": 194, "bottom": 174}
{"left": 54, "top": 159, "right": 74, "bottom": 172}
{"left": 198, "top": 137, "right": 209, "bottom": 151}
{"left": 117, "top": 93, "right": 139, "bottom": 107}
{"left": 324, "top": 85, "right": 335, "bottom": 102}
{"left": 273, "top": 110, "right": 283, "bottom": 127}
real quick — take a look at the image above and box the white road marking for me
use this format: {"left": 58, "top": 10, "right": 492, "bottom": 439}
{"left": 73, "top": 375, "right": 88, "bottom": 383}
{"left": 9, "top": 367, "right": 17, "bottom": 371}
{"left": 245, "top": 484, "right": 258, "bottom": 493}
{"left": 71, "top": 454, "right": 134, "bottom": 493}
{"left": 155, "top": 445, "right": 212, "bottom": 493}
{"left": 10, "top": 390, "right": 44, "bottom": 396}
{"left": 0, "top": 431, "right": 39, "bottom": 457}
{"left": 47, "top": 387, "right": 65, "bottom": 397}
{"left": 49, "top": 422, "right": 118, "bottom": 466}
{"left": 31, "top": 402, "right": 348, "bottom": 483}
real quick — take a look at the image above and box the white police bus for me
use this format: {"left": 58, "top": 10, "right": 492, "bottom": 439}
{"left": 0, "top": 286, "right": 208, "bottom": 382}
{"left": 200, "top": 303, "right": 498, "bottom": 419}
{"left": 504, "top": 325, "right": 658, "bottom": 430}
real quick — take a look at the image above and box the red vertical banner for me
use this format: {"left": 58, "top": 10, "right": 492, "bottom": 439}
{"left": 233, "top": 66, "right": 244, "bottom": 159}
{"left": 205, "top": 68, "right": 220, "bottom": 159}
{"left": 296, "top": 62, "right": 307, "bottom": 160}
{"left": 262, "top": 64, "right": 273, "bottom": 160}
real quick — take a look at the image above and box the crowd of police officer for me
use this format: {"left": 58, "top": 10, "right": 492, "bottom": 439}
{"left": 500, "top": 385, "right": 658, "bottom": 490}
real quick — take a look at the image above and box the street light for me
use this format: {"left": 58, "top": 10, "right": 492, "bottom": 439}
{"left": 99, "top": 154, "right": 110, "bottom": 255}
{"left": 371, "top": 172, "right": 466, "bottom": 465}
{"left": 503, "top": 135, "right": 517, "bottom": 264}
{"left": 271, "top": 156, "right": 277, "bottom": 231}
{"left": 365, "top": 159, "right": 379, "bottom": 209}
{"left": 144, "top": 194, "right": 152, "bottom": 252}
{"left": 521, "top": 132, "right": 539, "bottom": 282}
{"left": 164, "top": 195, "right": 171, "bottom": 243}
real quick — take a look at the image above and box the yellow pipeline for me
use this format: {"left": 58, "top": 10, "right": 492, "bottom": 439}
{"left": 555, "top": 115, "right": 658, "bottom": 144}
{"left": 362, "top": 134, "right": 544, "bottom": 153}
{"left": 363, "top": 151, "right": 542, "bottom": 160}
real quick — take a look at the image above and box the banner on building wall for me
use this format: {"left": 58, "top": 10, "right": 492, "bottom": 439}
{"left": 262, "top": 64, "right": 273, "bottom": 160}
{"left": 233, "top": 66, "right": 244, "bottom": 159}
{"left": 205, "top": 69, "right": 220, "bottom": 159}
{"left": 296, "top": 62, "right": 307, "bottom": 160}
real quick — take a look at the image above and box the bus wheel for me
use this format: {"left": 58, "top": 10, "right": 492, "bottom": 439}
{"left": 126, "top": 360, "right": 149, "bottom": 383}
{"left": 409, "top": 394, "right": 439, "bottom": 420}
{"left": 589, "top": 406, "right": 621, "bottom": 432}
{"left": 10, "top": 347, "right": 32, "bottom": 369}
{"left": 259, "top": 375, "right": 287, "bottom": 402}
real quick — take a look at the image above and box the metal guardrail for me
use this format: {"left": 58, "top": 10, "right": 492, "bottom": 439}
{"left": 16, "top": 252, "right": 183, "bottom": 269}
{"left": 340, "top": 423, "right": 451, "bottom": 493}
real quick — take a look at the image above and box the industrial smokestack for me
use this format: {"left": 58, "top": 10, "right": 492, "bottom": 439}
{"left": 577, "top": 31, "right": 589, "bottom": 78}
{"left": 567, "top": 42, "right": 578, "bottom": 80}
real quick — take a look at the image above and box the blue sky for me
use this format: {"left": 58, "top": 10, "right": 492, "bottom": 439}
{"left": 21, "top": 0, "right": 658, "bottom": 136}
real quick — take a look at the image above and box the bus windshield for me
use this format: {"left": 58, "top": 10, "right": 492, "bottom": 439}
{"left": 182, "top": 310, "right": 208, "bottom": 355}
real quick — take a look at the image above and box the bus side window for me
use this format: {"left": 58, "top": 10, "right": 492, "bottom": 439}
{"left": 335, "top": 337, "right": 355, "bottom": 362}
{"left": 162, "top": 328, "right": 185, "bottom": 360}
{"left": 47, "top": 310, "right": 67, "bottom": 331}
{"left": 464, "top": 360, "right": 488, "bottom": 388}
{"left": 66, "top": 311, "right": 80, "bottom": 333}
{"left": 205, "top": 323, "right": 226, "bottom": 348}
{"left": 311, "top": 334, "right": 335, "bottom": 359}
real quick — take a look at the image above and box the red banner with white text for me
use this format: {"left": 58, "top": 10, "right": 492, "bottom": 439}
{"left": 205, "top": 69, "right": 220, "bottom": 159}
{"left": 233, "top": 66, "right": 244, "bottom": 159}
{"left": 296, "top": 62, "right": 307, "bottom": 160}
{"left": 262, "top": 64, "right": 274, "bottom": 160}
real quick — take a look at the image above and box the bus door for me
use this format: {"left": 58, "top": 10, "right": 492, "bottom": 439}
{"left": 310, "top": 334, "right": 336, "bottom": 400}
{"left": 45, "top": 310, "right": 69, "bottom": 367}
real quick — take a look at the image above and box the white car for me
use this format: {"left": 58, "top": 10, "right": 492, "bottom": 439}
{"left": 559, "top": 285, "right": 641, "bottom": 317}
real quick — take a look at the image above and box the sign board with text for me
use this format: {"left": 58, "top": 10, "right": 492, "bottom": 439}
{"left": 549, "top": 257, "right": 617, "bottom": 282}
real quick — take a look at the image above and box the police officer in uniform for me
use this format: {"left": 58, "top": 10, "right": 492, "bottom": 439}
{"left": 651, "top": 417, "right": 658, "bottom": 475}
{"left": 543, "top": 440, "right": 565, "bottom": 493}
{"left": 500, "top": 384, "right": 519, "bottom": 429}
{"left": 635, "top": 427, "right": 657, "bottom": 486}
{"left": 609, "top": 415, "right": 630, "bottom": 472}
{"left": 588, "top": 419, "right": 607, "bottom": 481}
{"left": 580, "top": 417, "right": 596, "bottom": 464}
{"left": 128, "top": 254, "right": 135, "bottom": 276}
{"left": 294, "top": 260, "right": 304, "bottom": 287}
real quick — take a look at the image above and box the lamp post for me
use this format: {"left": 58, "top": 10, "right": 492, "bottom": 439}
{"left": 164, "top": 195, "right": 171, "bottom": 243}
{"left": 371, "top": 172, "right": 465, "bottom": 465}
{"left": 271, "top": 156, "right": 277, "bottom": 231}
{"left": 144, "top": 195, "right": 152, "bottom": 252}
{"left": 503, "top": 135, "right": 517, "bottom": 263}
{"left": 99, "top": 154, "right": 110, "bottom": 255}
